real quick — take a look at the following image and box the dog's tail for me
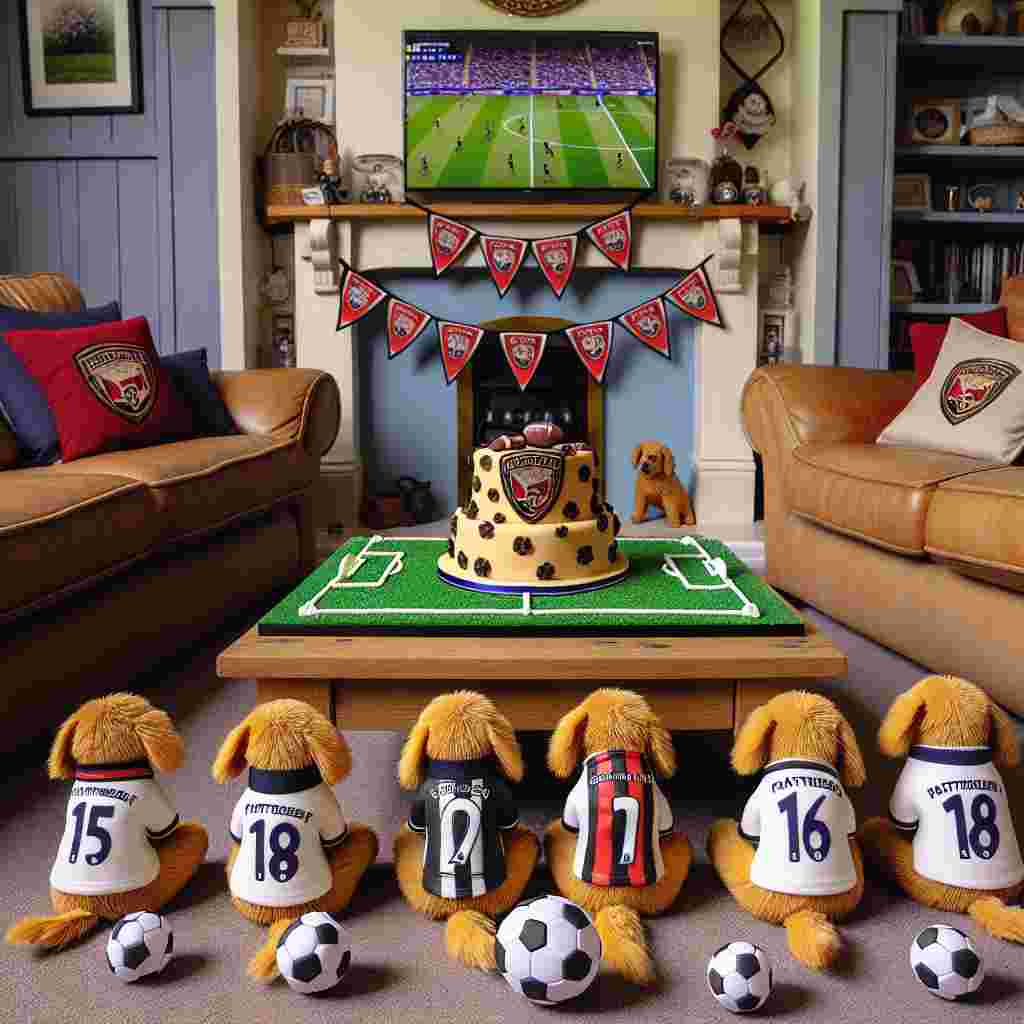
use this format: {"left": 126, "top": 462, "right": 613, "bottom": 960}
{"left": 595, "top": 905, "right": 655, "bottom": 985}
{"left": 248, "top": 918, "right": 294, "bottom": 981}
{"left": 446, "top": 909, "right": 496, "bottom": 970}
{"left": 783, "top": 909, "right": 841, "bottom": 970}
{"left": 6, "top": 909, "right": 100, "bottom": 949}
{"left": 969, "top": 896, "right": 1024, "bottom": 943}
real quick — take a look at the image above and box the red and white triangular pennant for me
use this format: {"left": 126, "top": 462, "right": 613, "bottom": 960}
{"left": 499, "top": 332, "right": 548, "bottom": 391}
{"left": 565, "top": 321, "right": 614, "bottom": 384}
{"left": 385, "top": 299, "right": 432, "bottom": 359}
{"left": 337, "top": 268, "right": 388, "bottom": 330}
{"left": 531, "top": 235, "right": 578, "bottom": 299}
{"left": 618, "top": 297, "right": 672, "bottom": 359}
{"left": 437, "top": 322, "right": 485, "bottom": 385}
{"left": 586, "top": 209, "right": 632, "bottom": 272}
{"left": 481, "top": 236, "right": 529, "bottom": 298}
{"left": 428, "top": 213, "right": 477, "bottom": 276}
{"left": 665, "top": 261, "right": 724, "bottom": 327}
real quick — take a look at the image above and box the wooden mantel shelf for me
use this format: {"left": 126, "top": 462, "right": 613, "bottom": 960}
{"left": 264, "top": 201, "right": 793, "bottom": 227}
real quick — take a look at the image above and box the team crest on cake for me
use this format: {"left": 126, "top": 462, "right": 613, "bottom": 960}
{"left": 500, "top": 451, "right": 565, "bottom": 523}
{"left": 75, "top": 343, "right": 156, "bottom": 422}
{"left": 940, "top": 358, "right": 1021, "bottom": 425}
{"left": 482, "top": 237, "right": 528, "bottom": 297}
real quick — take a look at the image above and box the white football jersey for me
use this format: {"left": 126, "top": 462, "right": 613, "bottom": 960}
{"left": 50, "top": 762, "right": 179, "bottom": 896}
{"left": 889, "top": 745, "right": 1024, "bottom": 890}
{"left": 228, "top": 766, "right": 347, "bottom": 908}
{"left": 740, "top": 758, "right": 858, "bottom": 896}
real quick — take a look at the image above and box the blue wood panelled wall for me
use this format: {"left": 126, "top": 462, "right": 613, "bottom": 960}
{"left": 0, "top": 1, "right": 220, "bottom": 365}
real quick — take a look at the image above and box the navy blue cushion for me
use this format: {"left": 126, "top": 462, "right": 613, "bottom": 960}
{"left": 162, "top": 348, "right": 239, "bottom": 437}
{"left": 0, "top": 302, "right": 122, "bottom": 464}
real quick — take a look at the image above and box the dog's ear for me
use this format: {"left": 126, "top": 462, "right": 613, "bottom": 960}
{"left": 836, "top": 717, "right": 867, "bottom": 789}
{"left": 662, "top": 445, "right": 675, "bottom": 479}
{"left": 135, "top": 708, "right": 185, "bottom": 775}
{"left": 989, "top": 699, "right": 1020, "bottom": 769}
{"left": 878, "top": 685, "right": 927, "bottom": 758}
{"left": 399, "top": 717, "right": 431, "bottom": 790}
{"left": 212, "top": 720, "right": 252, "bottom": 782}
{"left": 632, "top": 444, "right": 645, "bottom": 468}
{"left": 48, "top": 711, "right": 81, "bottom": 780}
{"left": 306, "top": 715, "right": 353, "bottom": 785}
{"left": 486, "top": 708, "right": 524, "bottom": 783}
{"left": 732, "top": 702, "right": 777, "bottom": 775}
{"left": 646, "top": 712, "right": 677, "bottom": 779}
{"left": 548, "top": 702, "right": 589, "bottom": 778}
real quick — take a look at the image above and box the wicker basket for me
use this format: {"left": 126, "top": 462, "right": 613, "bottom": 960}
{"left": 262, "top": 119, "right": 337, "bottom": 208}
{"left": 967, "top": 122, "right": 1024, "bottom": 145}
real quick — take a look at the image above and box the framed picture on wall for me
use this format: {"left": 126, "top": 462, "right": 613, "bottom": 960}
{"left": 909, "top": 98, "right": 961, "bottom": 145}
{"left": 893, "top": 173, "right": 933, "bottom": 211}
{"left": 18, "top": 0, "right": 143, "bottom": 116}
{"left": 285, "top": 78, "right": 335, "bottom": 124}
{"left": 758, "top": 308, "right": 795, "bottom": 366}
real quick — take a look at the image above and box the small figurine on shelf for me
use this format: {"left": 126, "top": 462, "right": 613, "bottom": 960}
{"left": 317, "top": 143, "right": 347, "bottom": 204}
{"left": 742, "top": 165, "right": 767, "bottom": 205}
{"left": 709, "top": 122, "right": 743, "bottom": 204}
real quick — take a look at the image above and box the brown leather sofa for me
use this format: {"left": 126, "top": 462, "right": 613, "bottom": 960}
{"left": 742, "top": 279, "right": 1024, "bottom": 718}
{"left": 0, "top": 273, "right": 341, "bottom": 754}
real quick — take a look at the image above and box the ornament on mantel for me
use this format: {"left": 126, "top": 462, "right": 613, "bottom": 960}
{"left": 709, "top": 123, "right": 743, "bottom": 204}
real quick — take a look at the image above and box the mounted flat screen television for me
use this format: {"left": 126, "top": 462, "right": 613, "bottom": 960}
{"left": 403, "top": 29, "right": 658, "bottom": 195}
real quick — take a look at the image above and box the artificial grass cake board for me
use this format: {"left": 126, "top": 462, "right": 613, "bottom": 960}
{"left": 258, "top": 535, "right": 805, "bottom": 638}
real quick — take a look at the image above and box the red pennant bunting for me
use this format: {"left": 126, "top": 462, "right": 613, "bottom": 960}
{"left": 481, "top": 236, "right": 528, "bottom": 298}
{"left": 618, "top": 297, "right": 672, "bottom": 359}
{"left": 385, "top": 299, "right": 432, "bottom": 359}
{"left": 337, "top": 269, "right": 388, "bottom": 329}
{"left": 586, "top": 209, "right": 632, "bottom": 272}
{"left": 499, "top": 332, "right": 548, "bottom": 391}
{"left": 531, "top": 235, "right": 578, "bottom": 299}
{"left": 428, "top": 214, "right": 477, "bottom": 276}
{"left": 437, "top": 322, "right": 485, "bottom": 385}
{"left": 566, "top": 322, "right": 614, "bottom": 384}
{"left": 665, "top": 262, "right": 724, "bottom": 327}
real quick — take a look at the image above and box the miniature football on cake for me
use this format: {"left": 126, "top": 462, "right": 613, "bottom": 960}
{"left": 910, "top": 925, "right": 984, "bottom": 1001}
{"left": 523, "top": 421, "right": 564, "bottom": 447}
{"left": 106, "top": 911, "right": 174, "bottom": 983}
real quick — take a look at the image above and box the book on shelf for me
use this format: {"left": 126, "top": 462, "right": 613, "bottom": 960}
{"left": 905, "top": 239, "right": 1024, "bottom": 305}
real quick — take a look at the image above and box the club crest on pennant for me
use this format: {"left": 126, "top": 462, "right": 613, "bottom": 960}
{"left": 75, "top": 343, "right": 156, "bottom": 423}
{"left": 586, "top": 210, "right": 632, "bottom": 272}
{"left": 666, "top": 263, "right": 723, "bottom": 327}
{"left": 532, "top": 235, "right": 578, "bottom": 298}
{"left": 499, "top": 331, "right": 548, "bottom": 391}
{"left": 940, "top": 358, "right": 1021, "bottom": 425}
{"left": 499, "top": 450, "right": 565, "bottom": 523}
{"left": 619, "top": 297, "right": 671, "bottom": 358}
{"left": 437, "top": 322, "right": 485, "bottom": 385}
{"left": 429, "top": 214, "right": 477, "bottom": 276}
{"left": 337, "top": 269, "right": 387, "bottom": 329}
{"left": 482, "top": 236, "right": 528, "bottom": 297}
{"left": 566, "top": 322, "right": 614, "bottom": 384}
{"left": 386, "top": 299, "right": 431, "bottom": 359}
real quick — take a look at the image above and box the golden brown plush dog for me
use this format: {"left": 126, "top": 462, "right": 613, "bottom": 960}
{"left": 545, "top": 688, "right": 692, "bottom": 985}
{"left": 394, "top": 691, "right": 539, "bottom": 971}
{"left": 631, "top": 441, "right": 695, "bottom": 527}
{"left": 860, "top": 675, "right": 1024, "bottom": 942}
{"left": 6, "top": 693, "right": 209, "bottom": 950}
{"left": 212, "top": 699, "right": 379, "bottom": 980}
{"left": 707, "top": 691, "right": 867, "bottom": 970}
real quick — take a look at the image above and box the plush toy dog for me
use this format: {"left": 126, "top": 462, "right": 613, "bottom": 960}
{"left": 394, "top": 691, "right": 539, "bottom": 971}
{"left": 631, "top": 441, "right": 695, "bottom": 527}
{"left": 707, "top": 690, "right": 867, "bottom": 970}
{"left": 860, "top": 675, "right": 1024, "bottom": 942}
{"left": 212, "top": 699, "right": 379, "bottom": 980}
{"left": 6, "top": 693, "right": 209, "bottom": 950}
{"left": 545, "top": 688, "right": 691, "bottom": 985}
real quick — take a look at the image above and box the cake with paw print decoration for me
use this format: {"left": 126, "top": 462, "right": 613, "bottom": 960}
{"left": 438, "top": 423, "right": 628, "bottom": 593}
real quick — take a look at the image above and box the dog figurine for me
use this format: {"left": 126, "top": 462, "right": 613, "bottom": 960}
{"left": 860, "top": 675, "right": 1024, "bottom": 942}
{"left": 212, "top": 699, "right": 379, "bottom": 980}
{"left": 394, "top": 691, "right": 539, "bottom": 971}
{"left": 707, "top": 691, "right": 867, "bottom": 970}
{"left": 631, "top": 441, "right": 695, "bottom": 527}
{"left": 545, "top": 688, "right": 692, "bottom": 984}
{"left": 6, "top": 693, "right": 209, "bottom": 950}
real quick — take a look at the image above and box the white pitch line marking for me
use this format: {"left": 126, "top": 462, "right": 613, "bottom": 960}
{"left": 598, "top": 96, "right": 650, "bottom": 189}
{"left": 529, "top": 93, "right": 535, "bottom": 188}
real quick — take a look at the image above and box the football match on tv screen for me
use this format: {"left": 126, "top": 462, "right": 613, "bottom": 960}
{"left": 403, "top": 31, "right": 658, "bottom": 192}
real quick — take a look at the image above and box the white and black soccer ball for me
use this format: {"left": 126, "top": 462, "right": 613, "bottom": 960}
{"left": 106, "top": 911, "right": 173, "bottom": 983}
{"left": 910, "top": 924, "right": 985, "bottom": 1000}
{"left": 706, "top": 941, "right": 773, "bottom": 1013}
{"left": 276, "top": 912, "right": 351, "bottom": 995}
{"left": 496, "top": 895, "right": 601, "bottom": 1005}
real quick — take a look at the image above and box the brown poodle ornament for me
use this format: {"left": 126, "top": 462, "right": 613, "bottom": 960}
{"left": 860, "top": 675, "right": 1024, "bottom": 942}
{"left": 707, "top": 691, "right": 867, "bottom": 970}
{"left": 394, "top": 691, "right": 540, "bottom": 971}
{"left": 212, "top": 699, "right": 379, "bottom": 980}
{"left": 6, "top": 693, "right": 209, "bottom": 950}
{"left": 545, "top": 688, "right": 692, "bottom": 985}
{"left": 631, "top": 441, "right": 695, "bottom": 527}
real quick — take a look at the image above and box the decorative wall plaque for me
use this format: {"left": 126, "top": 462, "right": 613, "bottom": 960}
{"left": 480, "top": 0, "right": 584, "bottom": 15}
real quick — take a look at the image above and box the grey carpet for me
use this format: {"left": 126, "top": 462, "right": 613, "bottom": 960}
{"left": 4, "top": 607, "right": 1024, "bottom": 1023}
